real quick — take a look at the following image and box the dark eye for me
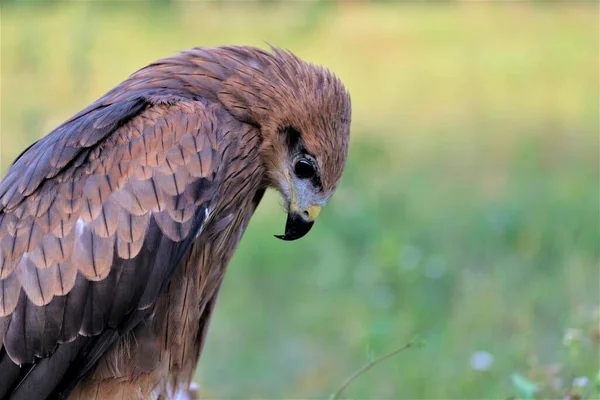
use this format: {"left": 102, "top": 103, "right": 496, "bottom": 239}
{"left": 294, "top": 159, "right": 315, "bottom": 179}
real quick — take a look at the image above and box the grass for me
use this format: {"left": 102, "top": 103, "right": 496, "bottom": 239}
{"left": 1, "top": 1, "right": 598, "bottom": 398}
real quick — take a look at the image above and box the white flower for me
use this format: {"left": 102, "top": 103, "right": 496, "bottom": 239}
{"left": 572, "top": 376, "right": 589, "bottom": 388}
{"left": 563, "top": 328, "right": 582, "bottom": 347}
{"left": 470, "top": 351, "right": 494, "bottom": 371}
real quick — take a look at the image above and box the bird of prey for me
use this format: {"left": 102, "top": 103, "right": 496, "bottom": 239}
{"left": 0, "top": 45, "right": 351, "bottom": 399}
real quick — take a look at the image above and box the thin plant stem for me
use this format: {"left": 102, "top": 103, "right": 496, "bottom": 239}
{"left": 330, "top": 337, "right": 421, "bottom": 400}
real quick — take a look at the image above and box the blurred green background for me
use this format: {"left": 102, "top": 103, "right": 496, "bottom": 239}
{"left": 1, "top": 1, "right": 598, "bottom": 399}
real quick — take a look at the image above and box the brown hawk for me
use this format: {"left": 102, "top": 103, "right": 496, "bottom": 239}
{"left": 0, "top": 45, "right": 351, "bottom": 399}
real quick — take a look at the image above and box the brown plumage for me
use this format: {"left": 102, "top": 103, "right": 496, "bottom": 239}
{"left": 0, "top": 45, "right": 351, "bottom": 399}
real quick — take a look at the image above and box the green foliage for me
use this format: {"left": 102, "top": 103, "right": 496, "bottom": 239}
{"left": 507, "top": 321, "right": 600, "bottom": 399}
{"left": 511, "top": 373, "right": 539, "bottom": 400}
{"left": 1, "top": 1, "right": 598, "bottom": 398}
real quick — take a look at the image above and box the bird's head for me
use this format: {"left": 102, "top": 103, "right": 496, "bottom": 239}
{"left": 217, "top": 46, "right": 352, "bottom": 240}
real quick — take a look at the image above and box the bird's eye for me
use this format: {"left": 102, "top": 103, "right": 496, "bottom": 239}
{"left": 294, "top": 159, "right": 315, "bottom": 179}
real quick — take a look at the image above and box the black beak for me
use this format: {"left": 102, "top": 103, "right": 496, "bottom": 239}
{"left": 274, "top": 212, "right": 315, "bottom": 241}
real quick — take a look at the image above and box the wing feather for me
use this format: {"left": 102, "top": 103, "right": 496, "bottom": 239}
{"left": 0, "top": 315, "right": 9, "bottom": 349}
{"left": 117, "top": 210, "right": 150, "bottom": 244}
{"left": 55, "top": 261, "right": 78, "bottom": 296}
{"left": 3, "top": 292, "right": 31, "bottom": 364}
{"left": 16, "top": 256, "right": 56, "bottom": 307}
{"left": 58, "top": 274, "right": 89, "bottom": 343}
{"left": 80, "top": 269, "right": 119, "bottom": 337}
{"left": 25, "top": 294, "right": 65, "bottom": 358}
{"left": 154, "top": 209, "right": 194, "bottom": 242}
{"left": 72, "top": 223, "right": 115, "bottom": 281}
{"left": 0, "top": 248, "right": 19, "bottom": 280}
{"left": 0, "top": 273, "right": 21, "bottom": 317}
{"left": 90, "top": 198, "right": 120, "bottom": 238}
{"left": 26, "top": 189, "right": 54, "bottom": 218}
{"left": 0, "top": 99, "right": 224, "bottom": 399}
{"left": 153, "top": 166, "right": 190, "bottom": 197}
{"left": 28, "top": 245, "right": 53, "bottom": 270}
{"left": 117, "top": 236, "right": 145, "bottom": 260}
{"left": 40, "top": 228, "right": 75, "bottom": 264}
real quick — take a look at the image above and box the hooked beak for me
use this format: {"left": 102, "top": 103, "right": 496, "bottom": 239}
{"left": 275, "top": 205, "right": 321, "bottom": 241}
